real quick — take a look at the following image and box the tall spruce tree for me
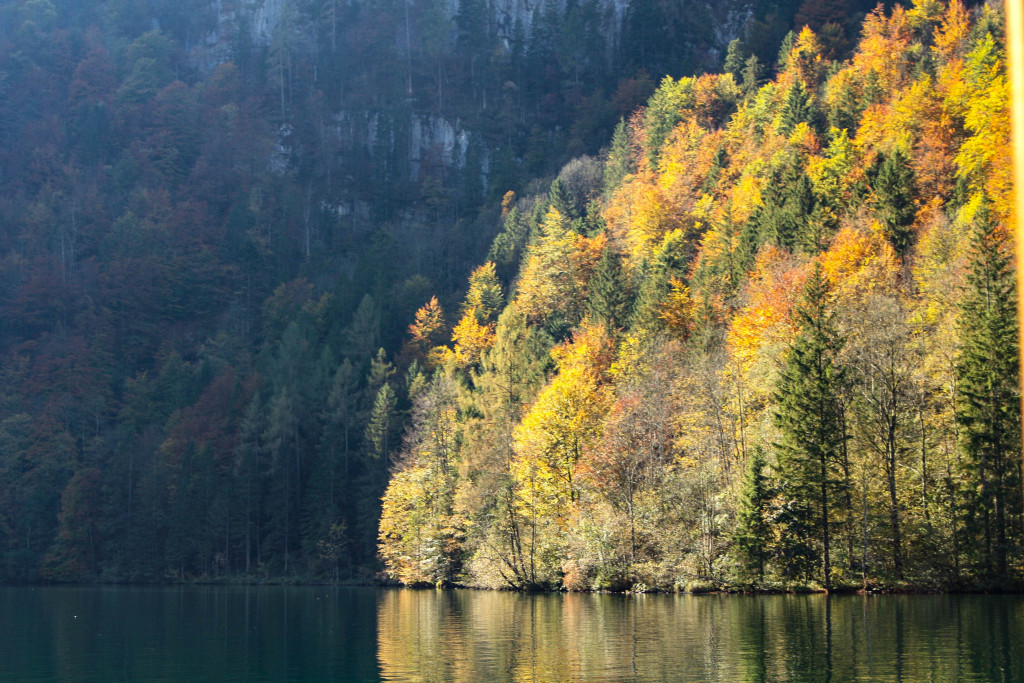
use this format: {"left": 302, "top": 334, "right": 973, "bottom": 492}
{"left": 773, "top": 264, "right": 847, "bottom": 589}
{"left": 604, "top": 119, "right": 634, "bottom": 197}
{"left": 777, "top": 80, "right": 814, "bottom": 136}
{"left": 956, "top": 210, "right": 1022, "bottom": 581}
{"left": 587, "top": 248, "right": 632, "bottom": 329}
{"left": 734, "top": 447, "right": 771, "bottom": 583}
{"left": 872, "top": 149, "right": 916, "bottom": 258}
{"left": 756, "top": 159, "right": 815, "bottom": 251}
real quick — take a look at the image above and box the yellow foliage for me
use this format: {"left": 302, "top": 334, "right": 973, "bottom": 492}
{"left": 451, "top": 309, "right": 496, "bottom": 369}
{"left": 729, "top": 174, "right": 763, "bottom": 225}
{"left": 512, "top": 325, "right": 614, "bottom": 522}
{"left": 817, "top": 225, "right": 899, "bottom": 305}
{"left": 932, "top": 0, "right": 971, "bottom": 62}
{"left": 604, "top": 170, "right": 676, "bottom": 265}
{"left": 807, "top": 128, "right": 860, "bottom": 207}
{"left": 609, "top": 334, "right": 647, "bottom": 382}
{"left": 661, "top": 277, "right": 694, "bottom": 336}
{"left": 378, "top": 463, "right": 461, "bottom": 586}
{"left": 955, "top": 35, "right": 1012, "bottom": 225}
{"left": 787, "top": 121, "right": 820, "bottom": 155}
{"left": 907, "top": 0, "right": 944, "bottom": 31}
{"left": 854, "top": 5, "right": 912, "bottom": 93}
{"left": 912, "top": 202, "right": 970, "bottom": 324}
{"left": 516, "top": 208, "right": 601, "bottom": 323}
{"left": 789, "top": 26, "right": 826, "bottom": 87}
{"left": 463, "top": 261, "right": 503, "bottom": 323}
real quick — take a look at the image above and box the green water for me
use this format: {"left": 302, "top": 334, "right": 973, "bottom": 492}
{"left": 0, "top": 587, "right": 1020, "bottom": 681}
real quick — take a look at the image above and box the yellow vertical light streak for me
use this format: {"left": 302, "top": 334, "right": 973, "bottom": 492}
{"left": 1010, "top": 0, "right": 1024, "bottom": 500}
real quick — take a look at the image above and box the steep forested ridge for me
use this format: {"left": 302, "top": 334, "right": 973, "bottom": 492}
{"left": 0, "top": 0, "right": 852, "bottom": 583}
{"left": 0, "top": 0, "right": 1009, "bottom": 589}
{"left": 379, "top": 0, "right": 1023, "bottom": 592}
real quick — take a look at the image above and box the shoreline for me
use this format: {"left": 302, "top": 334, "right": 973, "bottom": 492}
{"left": 5, "top": 578, "right": 1023, "bottom": 595}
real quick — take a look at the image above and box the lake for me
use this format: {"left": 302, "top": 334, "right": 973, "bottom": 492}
{"left": 0, "top": 586, "right": 1021, "bottom": 681}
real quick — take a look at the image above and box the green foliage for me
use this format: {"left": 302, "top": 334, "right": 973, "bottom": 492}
{"left": 872, "top": 149, "right": 917, "bottom": 257}
{"left": 777, "top": 81, "right": 815, "bottom": 136}
{"left": 956, "top": 211, "right": 1022, "bottom": 581}
{"left": 643, "top": 76, "right": 695, "bottom": 167}
{"left": 754, "top": 159, "right": 817, "bottom": 252}
{"left": 724, "top": 39, "right": 750, "bottom": 80}
{"left": 734, "top": 448, "right": 771, "bottom": 583}
{"left": 587, "top": 248, "right": 633, "bottom": 329}
{"left": 772, "top": 266, "right": 848, "bottom": 588}
{"left": 603, "top": 119, "right": 634, "bottom": 197}
{"left": 0, "top": 0, "right": 1018, "bottom": 591}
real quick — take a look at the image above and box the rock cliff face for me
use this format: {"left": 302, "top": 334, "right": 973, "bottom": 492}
{"left": 190, "top": 0, "right": 754, "bottom": 191}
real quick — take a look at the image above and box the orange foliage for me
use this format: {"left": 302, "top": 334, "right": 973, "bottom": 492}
{"left": 932, "top": 0, "right": 971, "bottom": 62}
{"left": 817, "top": 225, "right": 900, "bottom": 304}
{"left": 408, "top": 296, "right": 444, "bottom": 347}
{"left": 854, "top": 5, "right": 912, "bottom": 93}
{"left": 727, "top": 247, "right": 807, "bottom": 377}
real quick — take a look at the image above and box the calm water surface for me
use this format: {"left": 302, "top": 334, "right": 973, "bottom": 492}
{"left": 0, "top": 586, "right": 1020, "bottom": 681}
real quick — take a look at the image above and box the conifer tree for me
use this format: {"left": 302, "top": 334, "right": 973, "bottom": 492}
{"left": 872, "top": 149, "right": 916, "bottom": 258}
{"left": 956, "top": 210, "right": 1022, "bottom": 580}
{"left": 367, "top": 383, "right": 397, "bottom": 474}
{"left": 734, "top": 447, "right": 771, "bottom": 583}
{"left": 756, "top": 161, "right": 815, "bottom": 251}
{"left": 548, "top": 177, "right": 575, "bottom": 219}
{"left": 773, "top": 264, "right": 847, "bottom": 589}
{"left": 587, "top": 248, "right": 632, "bottom": 329}
{"left": 777, "top": 81, "right": 814, "bottom": 136}
{"left": 740, "top": 55, "right": 764, "bottom": 97}
{"left": 724, "top": 39, "right": 749, "bottom": 80}
{"left": 777, "top": 30, "right": 797, "bottom": 70}
{"left": 630, "top": 231, "right": 689, "bottom": 335}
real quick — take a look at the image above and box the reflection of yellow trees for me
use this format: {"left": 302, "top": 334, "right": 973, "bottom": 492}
{"left": 377, "top": 591, "right": 1024, "bottom": 682}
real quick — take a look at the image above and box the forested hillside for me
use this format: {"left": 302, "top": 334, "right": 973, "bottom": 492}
{"left": 0, "top": 0, "right": 1011, "bottom": 589}
{"left": 379, "top": 0, "right": 1023, "bottom": 592}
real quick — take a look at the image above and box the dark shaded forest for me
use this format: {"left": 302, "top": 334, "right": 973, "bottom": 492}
{"left": 0, "top": 0, "right": 1001, "bottom": 588}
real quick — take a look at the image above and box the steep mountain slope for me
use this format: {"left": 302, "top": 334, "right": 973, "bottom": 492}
{"left": 0, "top": 0, "right": 915, "bottom": 582}
{"left": 379, "top": 0, "right": 1021, "bottom": 591}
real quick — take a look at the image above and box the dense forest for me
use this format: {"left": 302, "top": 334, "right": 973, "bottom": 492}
{"left": 0, "top": 0, "right": 846, "bottom": 582}
{"left": 0, "top": 0, "right": 1017, "bottom": 591}
{"left": 378, "top": 0, "right": 1023, "bottom": 592}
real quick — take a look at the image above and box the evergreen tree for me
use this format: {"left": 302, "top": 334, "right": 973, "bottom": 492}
{"left": 734, "top": 447, "right": 771, "bottom": 583}
{"left": 603, "top": 119, "right": 634, "bottom": 197}
{"left": 548, "top": 177, "right": 575, "bottom": 220}
{"left": 756, "top": 161, "right": 815, "bottom": 251}
{"left": 776, "top": 30, "right": 797, "bottom": 70}
{"left": 956, "top": 210, "right": 1022, "bottom": 581}
{"left": 587, "top": 248, "right": 632, "bottom": 329}
{"left": 234, "top": 395, "right": 264, "bottom": 575}
{"left": 264, "top": 387, "right": 299, "bottom": 573}
{"left": 630, "top": 231, "right": 690, "bottom": 335}
{"left": 724, "top": 39, "right": 750, "bottom": 80}
{"left": 367, "top": 383, "right": 397, "bottom": 474}
{"left": 740, "top": 55, "right": 765, "bottom": 98}
{"left": 777, "top": 80, "right": 814, "bottom": 136}
{"left": 872, "top": 149, "right": 916, "bottom": 258}
{"left": 773, "top": 264, "right": 847, "bottom": 589}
